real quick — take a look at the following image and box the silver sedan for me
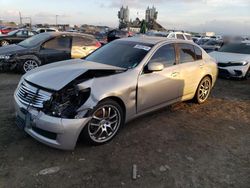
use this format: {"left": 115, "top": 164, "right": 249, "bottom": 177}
{"left": 14, "top": 37, "right": 218, "bottom": 150}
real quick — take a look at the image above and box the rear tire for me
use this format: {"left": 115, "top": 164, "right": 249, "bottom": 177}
{"left": 194, "top": 76, "right": 212, "bottom": 104}
{"left": 0, "top": 40, "right": 9, "bottom": 46}
{"left": 82, "top": 99, "right": 125, "bottom": 145}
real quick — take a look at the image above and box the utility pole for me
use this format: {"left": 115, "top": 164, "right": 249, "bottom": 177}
{"left": 22, "top": 17, "right": 32, "bottom": 30}
{"left": 19, "top": 12, "right": 22, "bottom": 26}
{"left": 56, "top": 15, "right": 59, "bottom": 27}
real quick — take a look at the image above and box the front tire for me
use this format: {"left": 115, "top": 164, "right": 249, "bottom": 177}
{"left": 83, "top": 99, "right": 124, "bottom": 145}
{"left": 194, "top": 76, "right": 212, "bottom": 104}
{"left": 18, "top": 56, "right": 41, "bottom": 73}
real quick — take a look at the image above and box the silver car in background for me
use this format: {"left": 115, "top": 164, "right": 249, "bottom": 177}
{"left": 14, "top": 37, "right": 218, "bottom": 150}
{"left": 209, "top": 41, "right": 250, "bottom": 79}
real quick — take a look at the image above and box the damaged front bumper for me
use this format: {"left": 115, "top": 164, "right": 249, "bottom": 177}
{"left": 14, "top": 94, "right": 91, "bottom": 150}
{"left": 0, "top": 59, "right": 17, "bottom": 71}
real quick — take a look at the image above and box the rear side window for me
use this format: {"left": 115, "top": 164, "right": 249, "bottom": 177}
{"left": 185, "top": 35, "right": 192, "bottom": 40}
{"left": 43, "top": 36, "right": 71, "bottom": 51}
{"left": 16, "top": 30, "right": 27, "bottom": 37}
{"left": 177, "top": 34, "right": 185, "bottom": 40}
{"left": 72, "top": 36, "right": 95, "bottom": 46}
{"left": 178, "top": 44, "right": 196, "bottom": 63}
{"left": 150, "top": 44, "right": 176, "bottom": 67}
{"left": 194, "top": 46, "right": 202, "bottom": 60}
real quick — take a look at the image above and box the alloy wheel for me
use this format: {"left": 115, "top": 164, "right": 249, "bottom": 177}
{"left": 88, "top": 105, "right": 121, "bottom": 143}
{"left": 198, "top": 78, "right": 211, "bottom": 103}
{"left": 23, "top": 60, "right": 39, "bottom": 72}
{"left": 1, "top": 40, "right": 9, "bottom": 46}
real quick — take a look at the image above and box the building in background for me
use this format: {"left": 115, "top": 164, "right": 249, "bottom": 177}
{"left": 118, "top": 5, "right": 165, "bottom": 32}
{"left": 118, "top": 6, "right": 130, "bottom": 29}
{"left": 145, "top": 6, "right": 158, "bottom": 22}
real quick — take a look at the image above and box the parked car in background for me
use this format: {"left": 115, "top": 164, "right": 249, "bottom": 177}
{"left": 107, "top": 29, "right": 133, "bottom": 42}
{"left": 14, "top": 37, "right": 217, "bottom": 150}
{"left": 35, "top": 28, "right": 58, "bottom": 33}
{"left": 0, "top": 27, "right": 18, "bottom": 35}
{"left": 94, "top": 32, "right": 108, "bottom": 45}
{"left": 0, "top": 26, "right": 5, "bottom": 34}
{"left": 196, "top": 38, "right": 210, "bottom": 45}
{"left": 209, "top": 41, "right": 250, "bottom": 79}
{"left": 0, "top": 29, "right": 37, "bottom": 46}
{"left": 146, "top": 31, "right": 168, "bottom": 37}
{"left": 0, "top": 32, "right": 101, "bottom": 73}
{"left": 166, "top": 31, "right": 192, "bottom": 41}
{"left": 200, "top": 39, "right": 223, "bottom": 53}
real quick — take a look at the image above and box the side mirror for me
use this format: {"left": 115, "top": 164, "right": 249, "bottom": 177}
{"left": 148, "top": 62, "right": 164, "bottom": 72}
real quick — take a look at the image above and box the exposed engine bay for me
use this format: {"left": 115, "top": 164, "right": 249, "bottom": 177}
{"left": 41, "top": 69, "right": 124, "bottom": 119}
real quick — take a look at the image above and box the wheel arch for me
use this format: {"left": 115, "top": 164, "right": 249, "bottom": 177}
{"left": 101, "top": 96, "right": 126, "bottom": 120}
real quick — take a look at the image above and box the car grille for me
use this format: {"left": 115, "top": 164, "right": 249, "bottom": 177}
{"left": 16, "top": 81, "right": 52, "bottom": 108}
{"left": 218, "top": 62, "right": 243, "bottom": 67}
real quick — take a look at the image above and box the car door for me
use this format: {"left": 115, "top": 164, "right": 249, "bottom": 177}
{"left": 176, "top": 43, "right": 204, "bottom": 96}
{"left": 39, "top": 35, "right": 72, "bottom": 64}
{"left": 137, "top": 44, "right": 184, "bottom": 113}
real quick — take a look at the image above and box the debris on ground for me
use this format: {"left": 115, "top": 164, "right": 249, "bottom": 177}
{"left": 38, "top": 166, "right": 60, "bottom": 175}
{"left": 159, "top": 165, "right": 171, "bottom": 172}
{"left": 132, "top": 164, "right": 137, "bottom": 180}
{"left": 185, "top": 156, "right": 194, "bottom": 162}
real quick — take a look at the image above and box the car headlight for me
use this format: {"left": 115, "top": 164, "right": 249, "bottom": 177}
{"left": 241, "top": 61, "right": 248, "bottom": 66}
{"left": 0, "top": 55, "right": 11, "bottom": 60}
{"left": 228, "top": 61, "right": 248, "bottom": 66}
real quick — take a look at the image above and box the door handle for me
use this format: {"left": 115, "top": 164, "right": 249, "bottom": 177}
{"left": 171, "top": 72, "right": 179, "bottom": 77}
{"left": 199, "top": 63, "right": 204, "bottom": 68}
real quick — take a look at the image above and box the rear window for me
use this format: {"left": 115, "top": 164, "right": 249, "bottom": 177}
{"left": 178, "top": 43, "right": 196, "bottom": 63}
{"left": 185, "top": 35, "right": 192, "bottom": 40}
{"left": 218, "top": 43, "right": 250, "bottom": 54}
{"left": 85, "top": 41, "right": 153, "bottom": 69}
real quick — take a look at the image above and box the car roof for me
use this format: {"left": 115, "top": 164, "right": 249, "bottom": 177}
{"left": 38, "top": 32, "right": 95, "bottom": 39}
{"left": 118, "top": 36, "right": 195, "bottom": 45}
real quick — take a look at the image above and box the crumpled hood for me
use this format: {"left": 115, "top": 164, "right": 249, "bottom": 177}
{"left": 209, "top": 51, "right": 250, "bottom": 63}
{"left": 23, "top": 59, "right": 125, "bottom": 91}
{"left": 0, "top": 44, "right": 26, "bottom": 55}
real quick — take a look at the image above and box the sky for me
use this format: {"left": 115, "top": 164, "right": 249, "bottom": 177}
{"left": 0, "top": 0, "right": 250, "bottom": 35}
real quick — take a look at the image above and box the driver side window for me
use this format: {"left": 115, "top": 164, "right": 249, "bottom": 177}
{"left": 149, "top": 44, "right": 176, "bottom": 67}
{"left": 16, "top": 30, "right": 27, "bottom": 37}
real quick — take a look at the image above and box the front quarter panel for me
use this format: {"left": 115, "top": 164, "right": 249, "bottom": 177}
{"left": 76, "top": 69, "right": 139, "bottom": 122}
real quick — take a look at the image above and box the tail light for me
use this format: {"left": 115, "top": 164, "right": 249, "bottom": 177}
{"left": 128, "top": 32, "right": 133, "bottom": 37}
{"left": 95, "top": 41, "right": 101, "bottom": 48}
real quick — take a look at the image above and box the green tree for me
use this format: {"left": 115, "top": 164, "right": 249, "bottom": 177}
{"left": 140, "top": 20, "right": 147, "bottom": 34}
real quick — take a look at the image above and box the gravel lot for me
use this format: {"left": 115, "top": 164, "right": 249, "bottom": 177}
{"left": 0, "top": 73, "right": 249, "bottom": 188}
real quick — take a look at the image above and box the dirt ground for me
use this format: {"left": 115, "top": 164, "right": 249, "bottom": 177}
{"left": 0, "top": 73, "right": 249, "bottom": 188}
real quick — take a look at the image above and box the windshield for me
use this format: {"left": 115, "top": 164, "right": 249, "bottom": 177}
{"left": 218, "top": 43, "right": 250, "bottom": 54}
{"left": 7, "top": 30, "right": 18, "bottom": 36}
{"left": 85, "top": 41, "right": 153, "bottom": 69}
{"left": 18, "top": 32, "right": 52, "bottom": 48}
{"left": 204, "top": 40, "right": 220, "bottom": 46}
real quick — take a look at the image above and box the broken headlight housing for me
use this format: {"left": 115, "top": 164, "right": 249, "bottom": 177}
{"left": 43, "top": 87, "right": 90, "bottom": 119}
{"left": 0, "top": 54, "right": 11, "bottom": 60}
